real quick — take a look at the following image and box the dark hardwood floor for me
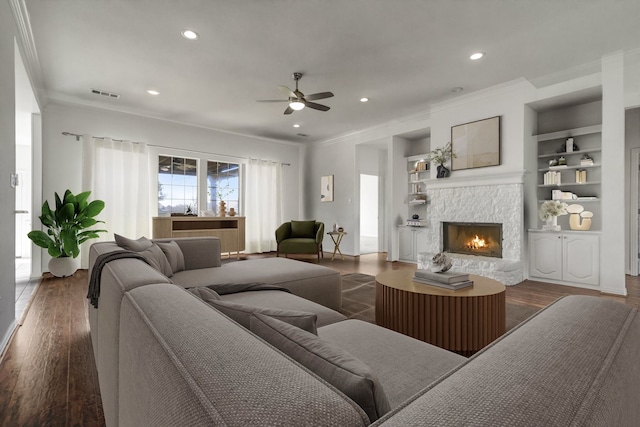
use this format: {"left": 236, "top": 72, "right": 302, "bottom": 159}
{"left": 1, "top": 252, "right": 638, "bottom": 426}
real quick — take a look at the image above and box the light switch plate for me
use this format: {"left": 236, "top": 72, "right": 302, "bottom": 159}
{"left": 10, "top": 173, "right": 18, "bottom": 188}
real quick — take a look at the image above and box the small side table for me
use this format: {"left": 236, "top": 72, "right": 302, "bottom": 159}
{"left": 327, "top": 231, "right": 347, "bottom": 261}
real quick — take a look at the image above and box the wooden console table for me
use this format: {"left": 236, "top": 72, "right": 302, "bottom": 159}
{"left": 152, "top": 216, "right": 245, "bottom": 258}
{"left": 375, "top": 270, "right": 505, "bottom": 356}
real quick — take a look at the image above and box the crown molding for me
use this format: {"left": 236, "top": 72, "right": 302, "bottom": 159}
{"left": 9, "top": 0, "right": 48, "bottom": 109}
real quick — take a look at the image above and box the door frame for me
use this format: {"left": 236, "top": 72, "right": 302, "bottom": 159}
{"left": 630, "top": 147, "right": 640, "bottom": 275}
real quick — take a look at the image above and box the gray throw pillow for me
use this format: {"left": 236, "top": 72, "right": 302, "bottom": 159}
{"left": 290, "top": 220, "right": 316, "bottom": 238}
{"left": 249, "top": 313, "right": 390, "bottom": 422}
{"left": 114, "top": 233, "right": 153, "bottom": 252}
{"left": 207, "top": 299, "right": 318, "bottom": 334}
{"left": 188, "top": 287, "right": 222, "bottom": 301}
{"left": 138, "top": 244, "right": 174, "bottom": 278}
{"left": 157, "top": 241, "right": 186, "bottom": 273}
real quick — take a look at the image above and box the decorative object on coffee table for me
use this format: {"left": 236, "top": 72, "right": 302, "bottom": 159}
{"left": 429, "top": 252, "right": 452, "bottom": 272}
{"left": 539, "top": 200, "right": 568, "bottom": 231}
{"left": 28, "top": 189, "right": 106, "bottom": 277}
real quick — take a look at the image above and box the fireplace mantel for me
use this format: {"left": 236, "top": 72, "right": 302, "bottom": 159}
{"left": 424, "top": 169, "right": 527, "bottom": 190}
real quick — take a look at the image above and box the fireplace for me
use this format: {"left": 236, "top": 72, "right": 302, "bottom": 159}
{"left": 442, "top": 222, "right": 502, "bottom": 258}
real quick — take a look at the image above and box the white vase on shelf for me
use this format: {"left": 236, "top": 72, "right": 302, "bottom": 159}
{"left": 542, "top": 216, "right": 560, "bottom": 231}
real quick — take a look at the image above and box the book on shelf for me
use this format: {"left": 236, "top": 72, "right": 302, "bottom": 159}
{"left": 414, "top": 269, "right": 469, "bottom": 284}
{"left": 412, "top": 276, "right": 474, "bottom": 290}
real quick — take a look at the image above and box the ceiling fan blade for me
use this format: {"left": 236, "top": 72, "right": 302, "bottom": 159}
{"left": 256, "top": 99, "right": 289, "bottom": 103}
{"left": 305, "top": 91, "right": 334, "bottom": 101}
{"left": 278, "top": 85, "right": 296, "bottom": 98}
{"left": 304, "top": 101, "right": 330, "bottom": 112}
{"left": 284, "top": 106, "right": 294, "bottom": 115}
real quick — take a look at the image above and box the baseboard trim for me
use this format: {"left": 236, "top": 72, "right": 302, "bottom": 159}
{"left": 0, "top": 319, "right": 18, "bottom": 364}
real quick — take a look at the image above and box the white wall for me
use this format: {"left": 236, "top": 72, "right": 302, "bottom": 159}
{"left": 625, "top": 108, "right": 640, "bottom": 273}
{"left": 0, "top": 0, "right": 17, "bottom": 353}
{"left": 40, "top": 103, "right": 303, "bottom": 269}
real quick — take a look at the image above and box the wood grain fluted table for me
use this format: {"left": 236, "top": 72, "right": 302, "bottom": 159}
{"left": 375, "top": 270, "right": 506, "bottom": 356}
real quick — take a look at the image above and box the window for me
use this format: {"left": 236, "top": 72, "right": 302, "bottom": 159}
{"left": 158, "top": 156, "right": 198, "bottom": 215}
{"left": 207, "top": 161, "right": 240, "bottom": 213}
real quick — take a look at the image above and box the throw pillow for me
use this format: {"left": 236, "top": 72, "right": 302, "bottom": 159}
{"left": 188, "top": 287, "right": 222, "bottom": 301}
{"left": 114, "top": 234, "right": 153, "bottom": 252}
{"left": 249, "top": 313, "right": 391, "bottom": 422}
{"left": 290, "top": 220, "right": 316, "bottom": 238}
{"left": 138, "top": 244, "right": 174, "bottom": 278}
{"left": 157, "top": 241, "right": 186, "bottom": 273}
{"left": 207, "top": 299, "right": 317, "bottom": 334}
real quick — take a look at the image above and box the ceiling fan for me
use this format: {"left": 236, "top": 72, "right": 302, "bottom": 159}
{"left": 257, "top": 72, "right": 334, "bottom": 115}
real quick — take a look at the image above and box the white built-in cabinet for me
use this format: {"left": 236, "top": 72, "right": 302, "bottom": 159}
{"left": 398, "top": 226, "right": 429, "bottom": 262}
{"left": 528, "top": 230, "right": 600, "bottom": 287}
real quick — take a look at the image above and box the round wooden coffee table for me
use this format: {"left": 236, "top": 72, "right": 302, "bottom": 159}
{"left": 375, "top": 270, "right": 506, "bottom": 356}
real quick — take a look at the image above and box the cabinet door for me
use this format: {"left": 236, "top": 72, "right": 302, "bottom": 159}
{"left": 529, "top": 233, "right": 563, "bottom": 280}
{"left": 562, "top": 234, "right": 600, "bottom": 285}
{"left": 415, "top": 228, "right": 429, "bottom": 256}
{"left": 398, "top": 228, "right": 415, "bottom": 261}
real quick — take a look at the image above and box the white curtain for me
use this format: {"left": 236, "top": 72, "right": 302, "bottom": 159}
{"left": 245, "top": 159, "right": 282, "bottom": 253}
{"left": 81, "top": 135, "right": 150, "bottom": 266}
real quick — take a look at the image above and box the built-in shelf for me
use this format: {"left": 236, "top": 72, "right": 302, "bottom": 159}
{"left": 538, "top": 149, "right": 601, "bottom": 159}
{"left": 538, "top": 198, "right": 600, "bottom": 203}
{"left": 537, "top": 163, "right": 600, "bottom": 172}
{"left": 538, "top": 181, "right": 601, "bottom": 188}
{"left": 535, "top": 124, "right": 602, "bottom": 142}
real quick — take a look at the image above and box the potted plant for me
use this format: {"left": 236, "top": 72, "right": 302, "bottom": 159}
{"left": 428, "top": 141, "right": 456, "bottom": 178}
{"left": 28, "top": 190, "right": 106, "bottom": 277}
{"left": 539, "top": 200, "right": 568, "bottom": 231}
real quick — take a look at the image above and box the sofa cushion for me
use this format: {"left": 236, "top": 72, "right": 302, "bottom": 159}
{"left": 208, "top": 299, "right": 318, "bottom": 334}
{"left": 188, "top": 286, "right": 221, "bottom": 301}
{"left": 221, "top": 290, "right": 346, "bottom": 328}
{"left": 138, "top": 244, "right": 173, "bottom": 277}
{"left": 114, "top": 234, "right": 153, "bottom": 252}
{"left": 250, "top": 313, "right": 391, "bottom": 422}
{"left": 291, "top": 220, "right": 316, "bottom": 238}
{"left": 157, "top": 241, "right": 186, "bottom": 273}
{"left": 318, "top": 319, "right": 466, "bottom": 408}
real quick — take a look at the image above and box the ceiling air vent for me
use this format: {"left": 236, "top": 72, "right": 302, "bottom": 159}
{"left": 296, "top": 133, "right": 309, "bottom": 137}
{"left": 91, "top": 88, "right": 120, "bottom": 99}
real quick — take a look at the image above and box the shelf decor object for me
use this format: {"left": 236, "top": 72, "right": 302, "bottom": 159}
{"left": 567, "top": 204, "right": 593, "bottom": 231}
{"left": 539, "top": 200, "right": 568, "bottom": 231}
{"left": 451, "top": 116, "right": 501, "bottom": 171}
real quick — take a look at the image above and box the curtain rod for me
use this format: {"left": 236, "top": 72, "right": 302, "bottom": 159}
{"left": 62, "top": 131, "right": 291, "bottom": 166}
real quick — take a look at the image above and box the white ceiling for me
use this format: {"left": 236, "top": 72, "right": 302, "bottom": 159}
{"left": 23, "top": 0, "right": 640, "bottom": 143}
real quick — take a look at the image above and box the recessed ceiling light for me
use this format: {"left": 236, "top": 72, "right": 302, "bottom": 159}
{"left": 293, "top": 124, "right": 300, "bottom": 128}
{"left": 470, "top": 52, "right": 484, "bottom": 60}
{"left": 181, "top": 29, "right": 199, "bottom": 40}
{"left": 451, "top": 87, "right": 464, "bottom": 93}
{"left": 360, "top": 97, "right": 369, "bottom": 103}
{"left": 146, "top": 89, "right": 160, "bottom": 95}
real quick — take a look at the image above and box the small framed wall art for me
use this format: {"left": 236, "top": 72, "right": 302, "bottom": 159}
{"left": 451, "top": 116, "right": 501, "bottom": 171}
{"left": 320, "top": 175, "right": 334, "bottom": 202}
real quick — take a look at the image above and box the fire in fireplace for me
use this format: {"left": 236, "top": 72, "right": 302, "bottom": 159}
{"left": 442, "top": 222, "right": 502, "bottom": 258}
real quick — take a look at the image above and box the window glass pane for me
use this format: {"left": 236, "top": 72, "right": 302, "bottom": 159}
{"left": 207, "top": 160, "right": 240, "bottom": 214}
{"left": 158, "top": 155, "right": 198, "bottom": 215}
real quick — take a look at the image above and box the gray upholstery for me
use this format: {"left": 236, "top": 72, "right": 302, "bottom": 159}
{"left": 374, "top": 296, "right": 640, "bottom": 426}
{"left": 221, "top": 290, "right": 347, "bottom": 328}
{"left": 120, "top": 285, "right": 369, "bottom": 426}
{"left": 89, "top": 236, "right": 640, "bottom": 427}
{"left": 250, "top": 313, "right": 391, "bottom": 423}
{"left": 319, "top": 319, "right": 466, "bottom": 408}
{"left": 156, "top": 240, "right": 185, "bottom": 273}
{"left": 207, "top": 298, "right": 319, "bottom": 334}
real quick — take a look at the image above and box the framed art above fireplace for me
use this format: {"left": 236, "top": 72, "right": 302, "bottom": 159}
{"left": 451, "top": 116, "right": 501, "bottom": 171}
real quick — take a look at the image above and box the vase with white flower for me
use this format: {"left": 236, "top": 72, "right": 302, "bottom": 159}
{"left": 539, "top": 200, "right": 568, "bottom": 231}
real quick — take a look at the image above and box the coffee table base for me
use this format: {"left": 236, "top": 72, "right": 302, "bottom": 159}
{"left": 375, "top": 282, "right": 505, "bottom": 356}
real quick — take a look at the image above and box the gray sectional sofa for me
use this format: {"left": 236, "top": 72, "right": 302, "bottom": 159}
{"left": 88, "top": 237, "right": 640, "bottom": 426}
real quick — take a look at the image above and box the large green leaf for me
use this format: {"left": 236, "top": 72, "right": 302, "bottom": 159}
{"left": 60, "top": 228, "right": 80, "bottom": 258}
{"left": 79, "top": 218, "right": 98, "bottom": 228}
{"left": 40, "top": 201, "right": 55, "bottom": 227}
{"left": 56, "top": 202, "right": 76, "bottom": 224}
{"left": 27, "top": 230, "right": 54, "bottom": 249}
{"left": 47, "top": 244, "right": 62, "bottom": 258}
{"left": 83, "top": 200, "right": 105, "bottom": 218}
{"left": 54, "top": 192, "right": 63, "bottom": 211}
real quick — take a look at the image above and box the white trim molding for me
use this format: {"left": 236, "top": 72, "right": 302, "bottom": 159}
{"left": 423, "top": 170, "right": 527, "bottom": 190}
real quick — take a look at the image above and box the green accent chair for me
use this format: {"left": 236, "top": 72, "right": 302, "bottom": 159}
{"left": 276, "top": 220, "right": 324, "bottom": 260}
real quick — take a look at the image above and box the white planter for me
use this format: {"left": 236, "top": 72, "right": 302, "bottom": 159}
{"left": 49, "top": 257, "right": 78, "bottom": 277}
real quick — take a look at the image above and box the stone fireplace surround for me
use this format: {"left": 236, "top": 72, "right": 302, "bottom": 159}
{"left": 418, "top": 172, "right": 525, "bottom": 285}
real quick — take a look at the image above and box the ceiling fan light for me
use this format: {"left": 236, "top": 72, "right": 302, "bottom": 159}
{"left": 289, "top": 101, "right": 305, "bottom": 111}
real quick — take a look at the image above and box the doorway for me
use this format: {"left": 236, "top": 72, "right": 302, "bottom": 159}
{"left": 359, "top": 174, "right": 379, "bottom": 254}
